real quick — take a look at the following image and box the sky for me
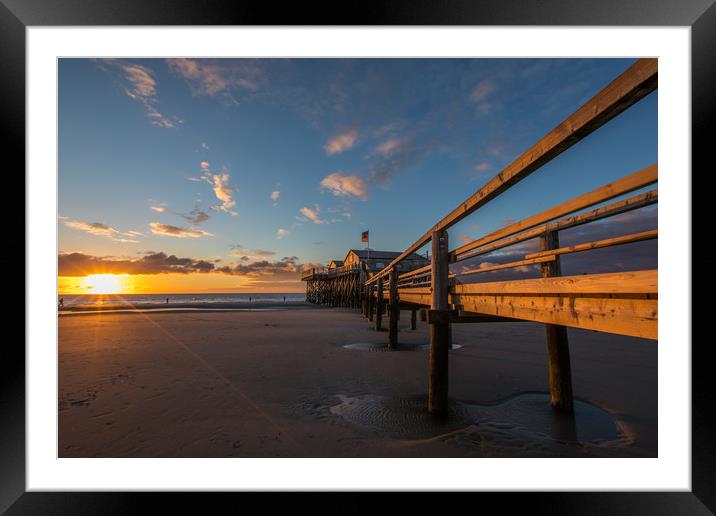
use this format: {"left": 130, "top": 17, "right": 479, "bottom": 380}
{"left": 58, "top": 58, "right": 657, "bottom": 294}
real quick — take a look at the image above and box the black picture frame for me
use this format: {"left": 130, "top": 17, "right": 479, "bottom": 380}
{"left": 5, "top": 0, "right": 706, "bottom": 513}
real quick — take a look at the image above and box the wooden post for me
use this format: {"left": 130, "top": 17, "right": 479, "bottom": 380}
{"left": 410, "top": 308, "right": 417, "bottom": 330}
{"left": 429, "top": 229, "right": 450, "bottom": 417}
{"left": 540, "top": 230, "right": 574, "bottom": 413}
{"left": 388, "top": 269, "right": 399, "bottom": 348}
{"left": 368, "top": 282, "right": 374, "bottom": 322}
{"left": 375, "top": 277, "right": 384, "bottom": 331}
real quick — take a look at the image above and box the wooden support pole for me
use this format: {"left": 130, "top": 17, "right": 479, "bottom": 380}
{"left": 411, "top": 308, "right": 417, "bottom": 330}
{"left": 541, "top": 230, "right": 574, "bottom": 414}
{"left": 429, "top": 229, "right": 450, "bottom": 417}
{"left": 368, "top": 282, "right": 375, "bottom": 322}
{"left": 375, "top": 277, "right": 384, "bottom": 331}
{"left": 388, "top": 269, "right": 399, "bottom": 348}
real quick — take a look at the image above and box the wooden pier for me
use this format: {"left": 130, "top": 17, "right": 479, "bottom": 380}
{"left": 303, "top": 58, "right": 658, "bottom": 417}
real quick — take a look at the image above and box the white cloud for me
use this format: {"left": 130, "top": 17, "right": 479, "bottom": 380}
{"left": 63, "top": 219, "right": 141, "bottom": 243}
{"left": 270, "top": 190, "right": 280, "bottom": 202}
{"left": 149, "top": 222, "right": 212, "bottom": 238}
{"left": 324, "top": 129, "right": 358, "bottom": 155}
{"left": 299, "top": 205, "right": 324, "bottom": 225}
{"left": 193, "top": 166, "right": 238, "bottom": 216}
{"left": 208, "top": 173, "right": 237, "bottom": 216}
{"left": 97, "top": 59, "right": 180, "bottom": 129}
{"left": 319, "top": 172, "right": 368, "bottom": 200}
{"left": 276, "top": 228, "right": 290, "bottom": 239}
{"left": 201, "top": 142, "right": 209, "bottom": 150}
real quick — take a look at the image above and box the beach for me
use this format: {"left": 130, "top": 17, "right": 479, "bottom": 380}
{"left": 58, "top": 304, "right": 657, "bottom": 458}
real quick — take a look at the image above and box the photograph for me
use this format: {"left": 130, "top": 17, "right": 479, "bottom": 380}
{"left": 57, "top": 56, "right": 659, "bottom": 459}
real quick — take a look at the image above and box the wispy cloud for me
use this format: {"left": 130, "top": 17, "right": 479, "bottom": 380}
{"left": 96, "top": 59, "right": 181, "bottom": 129}
{"left": 474, "top": 162, "right": 493, "bottom": 173}
{"left": 63, "top": 219, "right": 141, "bottom": 243}
{"left": 148, "top": 200, "right": 167, "bottom": 213}
{"left": 166, "top": 58, "right": 261, "bottom": 101}
{"left": 181, "top": 207, "right": 211, "bottom": 225}
{"left": 375, "top": 137, "right": 403, "bottom": 157}
{"left": 230, "top": 248, "right": 277, "bottom": 261}
{"left": 201, "top": 142, "right": 210, "bottom": 150}
{"left": 276, "top": 228, "right": 290, "bottom": 239}
{"left": 469, "top": 79, "right": 497, "bottom": 113}
{"left": 299, "top": 205, "right": 325, "bottom": 225}
{"left": 192, "top": 162, "right": 237, "bottom": 216}
{"left": 149, "top": 222, "right": 212, "bottom": 238}
{"left": 320, "top": 172, "right": 368, "bottom": 200}
{"left": 270, "top": 190, "right": 280, "bottom": 202}
{"left": 324, "top": 129, "right": 358, "bottom": 155}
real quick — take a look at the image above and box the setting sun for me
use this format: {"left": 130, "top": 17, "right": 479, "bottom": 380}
{"left": 82, "top": 274, "right": 124, "bottom": 294}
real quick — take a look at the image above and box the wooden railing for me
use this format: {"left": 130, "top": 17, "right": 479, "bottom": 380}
{"left": 360, "top": 58, "right": 659, "bottom": 416}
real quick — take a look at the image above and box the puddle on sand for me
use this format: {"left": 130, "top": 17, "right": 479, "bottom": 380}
{"left": 329, "top": 394, "right": 474, "bottom": 439}
{"left": 343, "top": 343, "right": 419, "bottom": 352}
{"left": 329, "top": 392, "right": 623, "bottom": 447}
{"left": 465, "top": 393, "right": 622, "bottom": 444}
{"left": 417, "top": 343, "right": 463, "bottom": 351}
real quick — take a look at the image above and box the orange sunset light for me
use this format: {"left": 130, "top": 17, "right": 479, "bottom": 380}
{"left": 81, "top": 274, "right": 126, "bottom": 294}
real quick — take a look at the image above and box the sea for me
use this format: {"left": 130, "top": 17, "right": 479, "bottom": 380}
{"left": 60, "top": 293, "right": 306, "bottom": 308}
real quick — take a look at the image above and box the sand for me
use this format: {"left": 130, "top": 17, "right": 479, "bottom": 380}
{"left": 58, "top": 305, "right": 657, "bottom": 458}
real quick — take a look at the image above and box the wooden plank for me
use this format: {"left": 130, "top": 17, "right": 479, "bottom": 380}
{"left": 452, "top": 167, "right": 658, "bottom": 260}
{"left": 454, "top": 270, "right": 657, "bottom": 296}
{"left": 453, "top": 293, "right": 657, "bottom": 339}
{"left": 365, "top": 58, "right": 658, "bottom": 286}
{"left": 455, "top": 189, "right": 658, "bottom": 262}
{"left": 524, "top": 230, "right": 658, "bottom": 260}
{"left": 398, "top": 263, "right": 432, "bottom": 280}
{"left": 457, "top": 255, "right": 556, "bottom": 277}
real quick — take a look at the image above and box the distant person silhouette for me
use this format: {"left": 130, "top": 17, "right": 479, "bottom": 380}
{"left": 166, "top": 297, "right": 169, "bottom": 304}
{"left": 249, "top": 297, "right": 252, "bottom": 303}
{"left": 283, "top": 296, "right": 286, "bottom": 302}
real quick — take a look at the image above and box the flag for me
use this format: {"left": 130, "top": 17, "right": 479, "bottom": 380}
{"left": 361, "top": 230, "right": 369, "bottom": 242}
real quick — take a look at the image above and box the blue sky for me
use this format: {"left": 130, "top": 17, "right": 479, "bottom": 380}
{"left": 58, "top": 58, "right": 657, "bottom": 292}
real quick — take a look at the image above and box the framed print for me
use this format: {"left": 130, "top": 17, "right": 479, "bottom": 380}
{"left": 6, "top": 0, "right": 708, "bottom": 513}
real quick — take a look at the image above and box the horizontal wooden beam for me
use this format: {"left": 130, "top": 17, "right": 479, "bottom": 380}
{"left": 365, "top": 58, "right": 658, "bottom": 286}
{"left": 524, "top": 230, "right": 658, "bottom": 260}
{"left": 453, "top": 293, "right": 657, "bottom": 339}
{"left": 457, "top": 255, "right": 556, "bottom": 277}
{"left": 454, "top": 270, "right": 657, "bottom": 296}
{"left": 452, "top": 165, "right": 658, "bottom": 260}
{"left": 398, "top": 263, "right": 431, "bottom": 280}
{"left": 456, "top": 189, "right": 658, "bottom": 262}
{"left": 427, "top": 310, "right": 522, "bottom": 324}
{"left": 395, "top": 270, "right": 658, "bottom": 338}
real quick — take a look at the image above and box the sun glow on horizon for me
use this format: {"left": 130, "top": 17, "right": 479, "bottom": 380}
{"left": 82, "top": 274, "right": 125, "bottom": 294}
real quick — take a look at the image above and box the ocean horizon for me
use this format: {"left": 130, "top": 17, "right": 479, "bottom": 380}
{"left": 59, "top": 292, "right": 307, "bottom": 308}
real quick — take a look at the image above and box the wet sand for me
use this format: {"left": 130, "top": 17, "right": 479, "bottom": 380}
{"left": 58, "top": 306, "right": 657, "bottom": 457}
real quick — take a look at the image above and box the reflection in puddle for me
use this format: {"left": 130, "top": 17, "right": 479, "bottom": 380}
{"left": 329, "top": 392, "right": 622, "bottom": 446}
